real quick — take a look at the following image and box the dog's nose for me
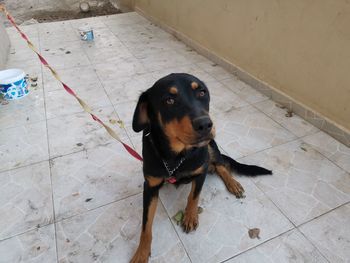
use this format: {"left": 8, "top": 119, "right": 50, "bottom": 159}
{"left": 193, "top": 117, "right": 213, "bottom": 135}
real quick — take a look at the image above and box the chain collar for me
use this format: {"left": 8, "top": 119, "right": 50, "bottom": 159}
{"left": 145, "top": 131, "right": 186, "bottom": 178}
{"left": 162, "top": 157, "right": 186, "bottom": 177}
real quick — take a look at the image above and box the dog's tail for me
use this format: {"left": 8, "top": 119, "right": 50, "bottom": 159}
{"left": 221, "top": 154, "right": 272, "bottom": 176}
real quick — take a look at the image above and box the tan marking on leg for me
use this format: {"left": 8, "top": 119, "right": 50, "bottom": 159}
{"left": 130, "top": 197, "right": 158, "bottom": 263}
{"left": 191, "top": 165, "right": 204, "bottom": 175}
{"left": 191, "top": 82, "right": 199, "bottom": 90}
{"left": 182, "top": 181, "right": 199, "bottom": 233}
{"left": 145, "top": 176, "right": 164, "bottom": 187}
{"left": 215, "top": 165, "right": 245, "bottom": 198}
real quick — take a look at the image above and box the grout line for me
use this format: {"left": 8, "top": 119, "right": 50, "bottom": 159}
{"left": 38, "top": 35, "right": 60, "bottom": 263}
{"left": 234, "top": 136, "right": 301, "bottom": 161}
{"left": 92, "top": 18, "right": 154, "bottom": 150}
{"left": 0, "top": 136, "right": 135, "bottom": 175}
{"left": 89, "top": 75, "right": 136, "bottom": 148}
{"left": 296, "top": 200, "right": 350, "bottom": 229}
{"left": 44, "top": 103, "right": 113, "bottom": 122}
{"left": 294, "top": 202, "right": 350, "bottom": 263}
{"left": 250, "top": 100, "right": 321, "bottom": 139}
{"left": 0, "top": 223, "right": 55, "bottom": 243}
{"left": 231, "top": 133, "right": 311, "bottom": 161}
{"left": 0, "top": 191, "right": 144, "bottom": 243}
{"left": 77, "top": 27, "right": 137, "bottom": 149}
{"left": 251, "top": 179, "right": 297, "bottom": 229}
{"left": 0, "top": 158, "right": 50, "bottom": 174}
{"left": 299, "top": 132, "right": 350, "bottom": 175}
{"left": 54, "top": 191, "right": 143, "bottom": 224}
{"left": 158, "top": 197, "right": 193, "bottom": 263}
{"left": 241, "top": 152, "right": 349, "bottom": 262}
{"left": 220, "top": 228, "right": 296, "bottom": 263}
{"left": 295, "top": 228, "right": 331, "bottom": 263}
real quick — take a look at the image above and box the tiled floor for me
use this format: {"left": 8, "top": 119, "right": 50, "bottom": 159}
{"left": 0, "top": 12, "right": 349, "bottom": 263}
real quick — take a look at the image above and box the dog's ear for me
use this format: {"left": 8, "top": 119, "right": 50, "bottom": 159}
{"left": 132, "top": 91, "right": 149, "bottom": 132}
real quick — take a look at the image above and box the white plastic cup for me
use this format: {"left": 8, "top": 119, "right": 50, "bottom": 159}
{"left": 0, "top": 69, "right": 29, "bottom": 100}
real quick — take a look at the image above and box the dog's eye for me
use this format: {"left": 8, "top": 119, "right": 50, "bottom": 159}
{"left": 199, "top": 90, "right": 206, "bottom": 97}
{"left": 166, "top": 98, "right": 175, "bottom": 105}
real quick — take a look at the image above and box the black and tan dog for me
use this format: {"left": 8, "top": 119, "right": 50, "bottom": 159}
{"left": 131, "top": 73, "right": 271, "bottom": 263}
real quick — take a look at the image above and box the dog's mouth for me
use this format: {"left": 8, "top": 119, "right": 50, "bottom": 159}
{"left": 178, "top": 134, "right": 213, "bottom": 148}
{"left": 190, "top": 139, "right": 211, "bottom": 147}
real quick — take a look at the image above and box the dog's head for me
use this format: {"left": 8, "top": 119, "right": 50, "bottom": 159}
{"left": 132, "top": 73, "right": 215, "bottom": 153}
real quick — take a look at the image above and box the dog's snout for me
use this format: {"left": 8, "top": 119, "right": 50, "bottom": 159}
{"left": 193, "top": 117, "right": 213, "bottom": 135}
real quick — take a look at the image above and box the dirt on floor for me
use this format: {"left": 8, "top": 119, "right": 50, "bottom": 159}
{"left": 30, "top": 2, "right": 122, "bottom": 23}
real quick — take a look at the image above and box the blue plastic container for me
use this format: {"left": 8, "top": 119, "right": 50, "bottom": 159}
{"left": 79, "top": 26, "right": 94, "bottom": 41}
{"left": 0, "top": 69, "right": 28, "bottom": 100}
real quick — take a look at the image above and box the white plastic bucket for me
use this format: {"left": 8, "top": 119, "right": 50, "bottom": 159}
{"left": 0, "top": 69, "right": 28, "bottom": 100}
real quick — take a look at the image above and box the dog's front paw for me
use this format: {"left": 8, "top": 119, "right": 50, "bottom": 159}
{"left": 226, "top": 179, "right": 245, "bottom": 198}
{"left": 182, "top": 210, "right": 199, "bottom": 233}
{"left": 130, "top": 247, "right": 150, "bottom": 263}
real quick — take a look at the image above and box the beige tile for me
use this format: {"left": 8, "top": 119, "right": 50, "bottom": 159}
{"left": 69, "top": 17, "right": 107, "bottom": 30}
{"left": 152, "top": 64, "right": 217, "bottom": 84}
{"left": 207, "top": 81, "right": 249, "bottom": 116}
{"left": 303, "top": 109, "right": 326, "bottom": 129}
{"left": 303, "top": 131, "right": 350, "bottom": 173}
{"left": 126, "top": 37, "right": 187, "bottom": 59}
{"left": 45, "top": 83, "right": 112, "bottom": 119}
{"left": 85, "top": 45, "right": 134, "bottom": 64}
{"left": 6, "top": 42, "right": 39, "bottom": 64}
{"left": 38, "top": 21, "right": 79, "bottom": 45}
{"left": 43, "top": 50, "right": 91, "bottom": 70}
{"left": 93, "top": 57, "right": 147, "bottom": 82}
{"left": 51, "top": 142, "right": 143, "bottom": 220}
{"left": 0, "top": 88, "right": 45, "bottom": 129}
{"left": 299, "top": 204, "right": 350, "bottom": 263}
{"left": 0, "top": 121, "right": 49, "bottom": 172}
{"left": 102, "top": 73, "right": 155, "bottom": 105}
{"left": 47, "top": 106, "right": 128, "bottom": 158}
{"left": 6, "top": 24, "right": 39, "bottom": 39}
{"left": 56, "top": 194, "right": 190, "bottom": 263}
{"left": 254, "top": 100, "right": 319, "bottom": 137}
{"left": 40, "top": 40, "right": 83, "bottom": 57}
{"left": 320, "top": 121, "right": 350, "bottom": 147}
{"left": 175, "top": 47, "right": 210, "bottom": 64}
{"left": 0, "top": 224, "right": 56, "bottom": 263}
{"left": 113, "top": 100, "right": 137, "bottom": 127}
{"left": 42, "top": 65, "right": 101, "bottom": 92}
{"left": 226, "top": 229, "right": 327, "bottom": 263}
{"left": 102, "top": 12, "right": 149, "bottom": 27}
{"left": 0, "top": 162, "right": 53, "bottom": 239}
{"left": 241, "top": 140, "right": 350, "bottom": 225}
{"left": 81, "top": 32, "right": 125, "bottom": 50}
{"left": 139, "top": 50, "right": 192, "bottom": 72}
{"left": 222, "top": 77, "right": 269, "bottom": 104}
{"left": 197, "top": 60, "right": 234, "bottom": 81}
{"left": 160, "top": 176, "right": 293, "bottom": 263}
{"left": 7, "top": 35, "right": 40, "bottom": 51}
{"left": 5, "top": 57, "right": 42, "bottom": 69}
{"left": 214, "top": 105, "right": 296, "bottom": 159}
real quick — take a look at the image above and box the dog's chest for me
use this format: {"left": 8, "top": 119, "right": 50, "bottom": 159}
{"left": 143, "top": 142, "right": 208, "bottom": 180}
